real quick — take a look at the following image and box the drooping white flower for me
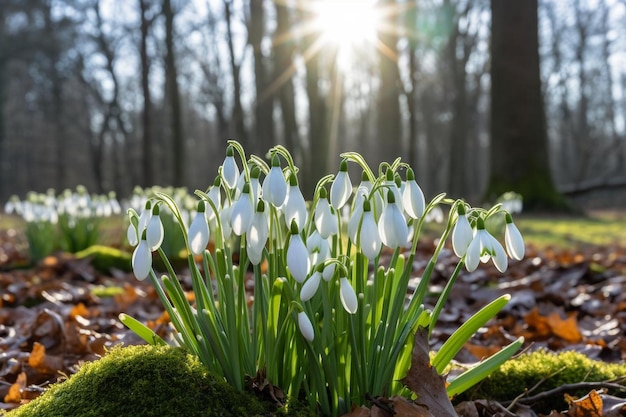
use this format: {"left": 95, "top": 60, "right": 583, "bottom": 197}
{"left": 330, "top": 159, "right": 353, "bottom": 210}
{"left": 384, "top": 169, "right": 403, "bottom": 213}
{"left": 137, "top": 200, "right": 152, "bottom": 234}
{"left": 314, "top": 188, "right": 338, "bottom": 239}
{"left": 402, "top": 168, "right": 425, "bottom": 219}
{"left": 284, "top": 174, "right": 308, "bottom": 230}
{"left": 188, "top": 202, "right": 210, "bottom": 256}
{"left": 146, "top": 205, "right": 164, "bottom": 251}
{"left": 287, "top": 222, "right": 310, "bottom": 283}
{"left": 378, "top": 190, "right": 409, "bottom": 249}
{"left": 504, "top": 213, "right": 525, "bottom": 260}
{"left": 359, "top": 200, "right": 382, "bottom": 260}
{"left": 132, "top": 233, "right": 152, "bottom": 280}
{"left": 127, "top": 222, "right": 138, "bottom": 247}
{"left": 205, "top": 177, "right": 222, "bottom": 222}
{"left": 452, "top": 204, "right": 473, "bottom": 258}
{"left": 219, "top": 200, "right": 233, "bottom": 241}
{"left": 348, "top": 186, "right": 369, "bottom": 243}
{"left": 231, "top": 183, "right": 254, "bottom": 236}
{"left": 297, "top": 311, "right": 315, "bottom": 342}
{"left": 322, "top": 263, "right": 336, "bottom": 281}
{"left": 300, "top": 269, "right": 322, "bottom": 301}
{"left": 339, "top": 277, "right": 358, "bottom": 314}
{"left": 262, "top": 155, "right": 287, "bottom": 207}
{"left": 465, "top": 217, "right": 508, "bottom": 273}
{"left": 307, "top": 230, "right": 331, "bottom": 269}
{"left": 249, "top": 166, "right": 262, "bottom": 201}
{"left": 221, "top": 145, "right": 239, "bottom": 189}
{"left": 246, "top": 199, "right": 269, "bottom": 265}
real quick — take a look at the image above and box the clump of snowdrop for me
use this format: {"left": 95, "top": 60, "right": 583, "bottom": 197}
{"left": 121, "top": 141, "right": 525, "bottom": 417}
{"left": 4, "top": 186, "right": 121, "bottom": 261}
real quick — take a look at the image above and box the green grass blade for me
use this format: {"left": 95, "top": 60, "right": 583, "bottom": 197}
{"left": 118, "top": 313, "right": 167, "bottom": 346}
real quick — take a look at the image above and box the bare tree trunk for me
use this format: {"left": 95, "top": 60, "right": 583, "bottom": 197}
{"left": 163, "top": 0, "right": 184, "bottom": 186}
{"left": 273, "top": 1, "right": 300, "bottom": 158}
{"left": 487, "top": 0, "right": 567, "bottom": 211}
{"left": 249, "top": 0, "right": 275, "bottom": 154}
{"left": 139, "top": 0, "right": 154, "bottom": 187}
{"left": 376, "top": 0, "right": 402, "bottom": 164}
{"left": 224, "top": 0, "right": 247, "bottom": 146}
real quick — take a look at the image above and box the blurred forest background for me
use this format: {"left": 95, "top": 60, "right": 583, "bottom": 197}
{"left": 1, "top": 0, "right": 626, "bottom": 207}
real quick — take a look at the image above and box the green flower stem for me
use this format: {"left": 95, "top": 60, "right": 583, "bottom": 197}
{"left": 429, "top": 260, "right": 464, "bottom": 338}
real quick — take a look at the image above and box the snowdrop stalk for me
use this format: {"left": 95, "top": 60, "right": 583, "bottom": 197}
{"left": 121, "top": 142, "right": 525, "bottom": 417}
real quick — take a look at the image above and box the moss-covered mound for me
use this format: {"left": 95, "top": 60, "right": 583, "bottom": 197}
{"left": 6, "top": 345, "right": 311, "bottom": 417}
{"left": 75, "top": 245, "right": 132, "bottom": 273}
{"left": 457, "top": 349, "right": 626, "bottom": 412}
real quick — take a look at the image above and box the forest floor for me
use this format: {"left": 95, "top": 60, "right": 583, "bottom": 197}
{"left": 1, "top": 213, "right": 626, "bottom": 416}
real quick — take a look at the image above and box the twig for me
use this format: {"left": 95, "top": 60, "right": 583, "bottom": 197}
{"left": 503, "top": 379, "right": 626, "bottom": 407}
{"left": 507, "top": 366, "right": 567, "bottom": 411}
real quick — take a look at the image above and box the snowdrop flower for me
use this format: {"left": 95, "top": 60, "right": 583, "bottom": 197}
{"left": 188, "top": 202, "right": 210, "bottom": 256}
{"left": 127, "top": 222, "right": 139, "bottom": 247}
{"left": 452, "top": 204, "right": 473, "bottom": 257}
{"left": 205, "top": 177, "right": 222, "bottom": 222}
{"left": 284, "top": 174, "right": 308, "bottom": 230}
{"left": 504, "top": 213, "right": 525, "bottom": 260}
{"left": 314, "top": 188, "right": 338, "bottom": 239}
{"left": 384, "top": 169, "right": 403, "bottom": 213}
{"left": 246, "top": 199, "right": 269, "bottom": 265}
{"left": 402, "top": 168, "right": 425, "bottom": 219}
{"left": 348, "top": 185, "right": 369, "bottom": 243}
{"left": 231, "top": 183, "right": 254, "bottom": 236}
{"left": 307, "top": 230, "right": 331, "bottom": 269}
{"left": 465, "top": 217, "right": 508, "bottom": 273}
{"left": 221, "top": 145, "right": 239, "bottom": 189}
{"left": 300, "top": 267, "right": 322, "bottom": 301}
{"left": 378, "top": 190, "right": 409, "bottom": 249}
{"left": 220, "top": 200, "right": 233, "bottom": 241}
{"left": 330, "top": 159, "right": 353, "bottom": 210}
{"left": 322, "top": 263, "right": 336, "bottom": 281}
{"left": 359, "top": 200, "right": 382, "bottom": 260}
{"left": 132, "top": 232, "right": 152, "bottom": 280}
{"left": 262, "top": 155, "right": 287, "bottom": 207}
{"left": 339, "top": 277, "right": 358, "bottom": 314}
{"left": 297, "top": 311, "right": 315, "bottom": 342}
{"left": 287, "top": 222, "right": 310, "bottom": 283}
{"left": 137, "top": 200, "right": 152, "bottom": 234}
{"left": 146, "top": 205, "right": 164, "bottom": 251}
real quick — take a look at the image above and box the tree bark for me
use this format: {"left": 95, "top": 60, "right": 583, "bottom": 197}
{"left": 163, "top": 0, "right": 184, "bottom": 186}
{"left": 224, "top": 0, "right": 247, "bottom": 146}
{"left": 376, "top": 0, "right": 402, "bottom": 165}
{"left": 139, "top": 0, "right": 154, "bottom": 187}
{"left": 487, "top": 0, "right": 567, "bottom": 211}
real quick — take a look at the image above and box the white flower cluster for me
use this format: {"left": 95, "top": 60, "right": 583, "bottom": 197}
{"left": 129, "top": 145, "right": 524, "bottom": 342}
{"left": 4, "top": 187, "right": 121, "bottom": 224}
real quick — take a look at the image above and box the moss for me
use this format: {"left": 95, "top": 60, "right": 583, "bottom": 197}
{"left": 457, "top": 350, "right": 626, "bottom": 412}
{"left": 75, "top": 245, "right": 132, "bottom": 273}
{"left": 5, "top": 345, "right": 314, "bottom": 417}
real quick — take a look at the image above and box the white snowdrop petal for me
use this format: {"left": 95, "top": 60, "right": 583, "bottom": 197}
{"left": 300, "top": 272, "right": 322, "bottom": 301}
{"left": 330, "top": 171, "right": 353, "bottom": 210}
{"left": 297, "top": 311, "right": 315, "bottom": 342}
{"left": 452, "top": 215, "right": 473, "bottom": 258}
{"left": 287, "top": 234, "right": 310, "bottom": 283}
{"left": 322, "top": 263, "right": 335, "bottom": 281}
{"left": 146, "top": 215, "right": 164, "bottom": 251}
{"left": 231, "top": 194, "right": 254, "bottom": 236}
{"left": 378, "top": 203, "right": 408, "bottom": 248}
{"left": 314, "top": 199, "right": 337, "bottom": 239}
{"left": 360, "top": 212, "right": 381, "bottom": 259}
{"left": 402, "top": 180, "right": 425, "bottom": 219}
{"left": 188, "top": 212, "right": 210, "bottom": 255}
{"left": 262, "top": 166, "right": 287, "bottom": 207}
{"left": 284, "top": 186, "right": 308, "bottom": 230}
{"left": 505, "top": 222, "right": 525, "bottom": 260}
{"left": 132, "top": 240, "right": 152, "bottom": 280}
{"left": 222, "top": 156, "right": 239, "bottom": 189}
{"left": 339, "top": 277, "right": 358, "bottom": 314}
{"left": 127, "top": 223, "right": 138, "bottom": 247}
{"left": 488, "top": 234, "right": 508, "bottom": 272}
{"left": 464, "top": 234, "right": 482, "bottom": 272}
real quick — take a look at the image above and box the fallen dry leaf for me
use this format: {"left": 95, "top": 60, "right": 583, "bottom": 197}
{"left": 3, "top": 372, "right": 26, "bottom": 403}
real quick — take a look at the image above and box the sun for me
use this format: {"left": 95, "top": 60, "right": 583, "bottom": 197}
{"left": 311, "top": 0, "right": 380, "bottom": 52}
